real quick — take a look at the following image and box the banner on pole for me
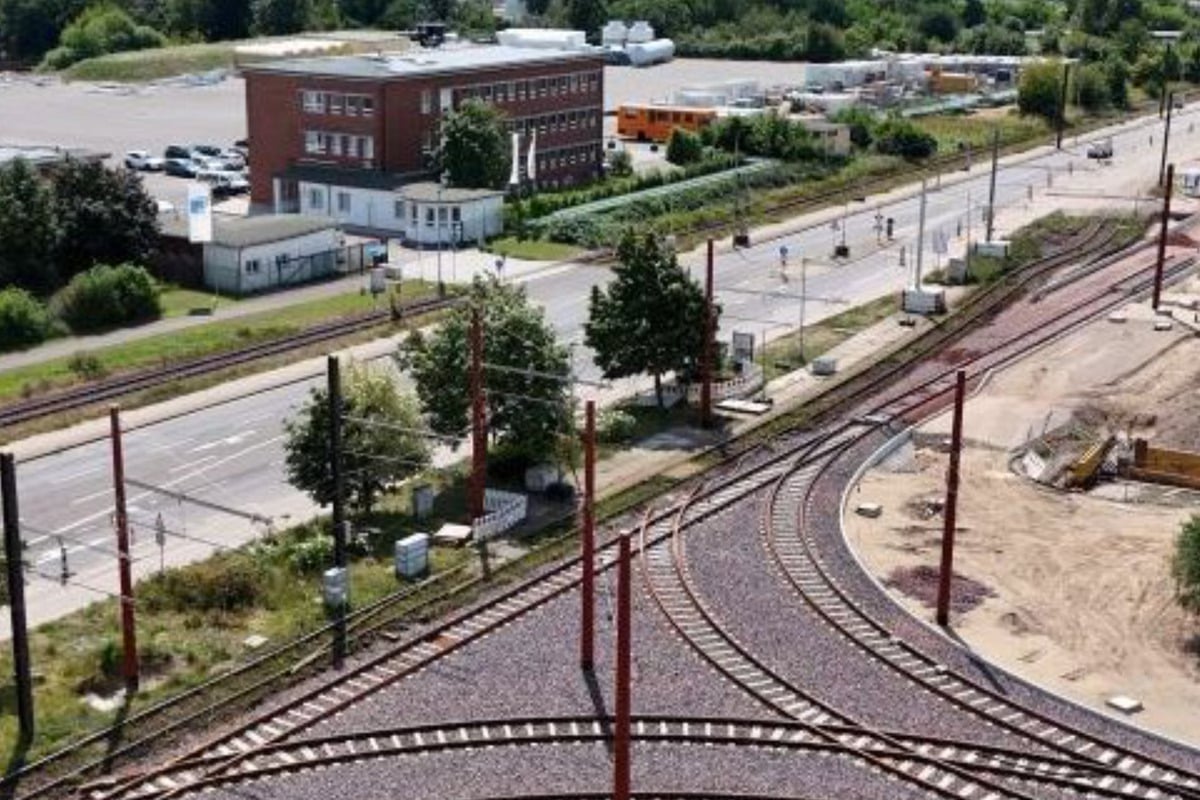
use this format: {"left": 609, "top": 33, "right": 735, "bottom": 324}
{"left": 187, "top": 183, "right": 213, "bottom": 243}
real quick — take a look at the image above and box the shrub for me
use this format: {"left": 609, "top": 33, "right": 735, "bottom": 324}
{"left": 52, "top": 263, "right": 161, "bottom": 333}
{"left": 140, "top": 552, "right": 265, "bottom": 613}
{"left": 67, "top": 351, "right": 107, "bottom": 380}
{"left": 1173, "top": 515, "right": 1200, "bottom": 615}
{"left": 598, "top": 408, "right": 638, "bottom": 443}
{"left": 41, "top": 4, "right": 167, "bottom": 70}
{"left": 666, "top": 129, "right": 704, "bottom": 166}
{"left": 607, "top": 149, "right": 634, "bottom": 178}
{"left": 0, "top": 287, "right": 54, "bottom": 352}
{"left": 874, "top": 118, "right": 937, "bottom": 160}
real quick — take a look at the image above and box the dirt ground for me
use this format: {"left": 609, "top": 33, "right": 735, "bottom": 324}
{"left": 846, "top": 279, "right": 1200, "bottom": 748}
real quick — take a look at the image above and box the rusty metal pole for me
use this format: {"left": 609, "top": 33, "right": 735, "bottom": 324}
{"left": 613, "top": 531, "right": 632, "bottom": 800}
{"left": 700, "top": 239, "right": 715, "bottom": 428}
{"left": 580, "top": 400, "right": 596, "bottom": 671}
{"left": 2, "top": 454, "right": 34, "bottom": 741}
{"left": 109, "top": 406, "right": 139, "bottom": 692}
{"left": 1154, "top": 163, "right": 1174, "bottom": 312}
{"left": 1160, "top": 93, "right": 1174, "bottom": 187}
{"left": 936, "top": 371, "right": 966, "bottom": 627}
{"left": 469, "top": 306, "right": 487, "bottom": 523}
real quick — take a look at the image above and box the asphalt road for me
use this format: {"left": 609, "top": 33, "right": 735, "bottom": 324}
{"left": 6, "top": 104, "right": 1200, "bottom": 635}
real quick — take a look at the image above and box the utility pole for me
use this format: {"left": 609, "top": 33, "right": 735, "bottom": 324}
{"left": 580, "top": 400, "right": 596, "bottom": 671}
{"left": 1160, "top": 92, "right": 1175, "bottom": 188}
{"left": 1154, "top": 163, "right": 1174, "bottom": 312}
{"left": 109, "top": 406, "right": 139, "bottom": 693}
{"left": 798, "top": 256, "right": 808, "bottom": 362}
{"left": 613, "top": 531, "right": 632, "bottom": 800}
{"left": 915, "top": 179, "right": 928, "bottom": 288}
{"left": 327, "top": 356, "right": 346, "bottom": 570}
{"left": 936, "top": 371, "right": 967, "bottom": 627}
{"left": 1055, "top": 61, "right": 1071, "bottom": 150}
{"left": 700, "top": 239, "right": 715, "bottom": 428}
{"left": 986, "top": 127, "right": 999, "bottom": 242}
{"left": 469, "top": 307, "right": 487, "bottom": 525}
{"left": 1, "top": 454, "right": 34, "bottom": 742}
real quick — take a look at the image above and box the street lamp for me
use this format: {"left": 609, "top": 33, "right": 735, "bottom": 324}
{"left": 436, "top": 170, "right": 450, "bottom": 297}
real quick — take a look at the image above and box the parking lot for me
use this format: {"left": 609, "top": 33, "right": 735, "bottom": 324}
{"left": 0, "top": 57, "right": 808, "bottom": 209}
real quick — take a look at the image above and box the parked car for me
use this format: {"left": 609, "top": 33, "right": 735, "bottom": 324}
{"left": 164, "top": 144, "right": 192, "bottom": 159}
{"left": 232, "top": 137, "right": 250, "bottom": 157}
{"left": 124, "top": 149, "right": 165, "bottom": 171}
{"left": 1086, "top": 138, "right": 1113, "bottom": 159}
{"left": 197, "top": 170, "right": 249, "bottom": 197}
{"left": 163, "top": 158, "right": 198, "bottom": 177}
{"left": 190, "top": 144, "right": 223, "bottom": 159}
{"left": 192, "top": 156, "right": 227, "bottom": 172}
{"left": 215, "top": 150, "right": 245, "bottom": 170}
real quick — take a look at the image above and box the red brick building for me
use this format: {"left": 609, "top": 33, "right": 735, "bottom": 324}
{"left": 243, "top": 46, "right": 605, "bottom": 236}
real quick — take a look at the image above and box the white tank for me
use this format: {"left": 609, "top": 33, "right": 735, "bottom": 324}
{"left": 626, "top": 38, "right": 674, "bottom": 66}
{"left": 496, "top": 28, "right": 587, "bottom": 50}
{"left": 626, "top": 21, "right": 655, "bottom": 44}
{"left": 601, "top": 20, "right": 628, "bottom": 47}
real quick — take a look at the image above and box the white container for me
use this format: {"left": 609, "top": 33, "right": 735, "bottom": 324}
{"left": 626, "top": 39, "right": 674, "bottom": 67}
{"left": 496, "top": 28, "right": 587, "bottom": 50}
{"left": 395, "top": 533, "right": 430, "bottom": 579}
{"left": 901, "top": 289, "right": 946, "bottom": 315}
{"left": 811, "top": 356, "right": 838, "bottom": 376}
{"left": 323, "top": 567, "right": 348, "bottom": 607}
{"left": 601, "top": 20, "right": 628, "bottom": 47}
{"left": 973, "top": 240, "right": 1010, "bottom": 258}
{"left": 411, "top": 484, "right": 436, "bottom": 519}
{"left": 626, "top": 20, "right": 655, "bottom": 43}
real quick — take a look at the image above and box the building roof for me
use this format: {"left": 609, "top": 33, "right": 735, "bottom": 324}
{"left": 242, "top": 44, "right": 602, "bottom": 81}
{"left": 162, "top": 212, "right": 338, "bottom": 247}
{"left": 402, "top": 182, "right": 504, "bottom": 202}
{"left": 281, "top": 165, "right": 504, "bottom": 201}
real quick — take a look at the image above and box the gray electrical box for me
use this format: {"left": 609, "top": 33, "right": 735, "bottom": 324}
{"left": 395, "top": 533, "right": 430, "bottom": 579}
{"left": 323, "top": 566, "right": 349, "bottom": 607}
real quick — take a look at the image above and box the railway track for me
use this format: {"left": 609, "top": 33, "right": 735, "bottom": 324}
{"left": 0, "top": 294, "right": 458, "bottom": 428}
{"left": 82, "top": 714, "right": 1192, "bottom": 800}
{"left": 76, "top": 221, "right": 1192, "bottom": 800}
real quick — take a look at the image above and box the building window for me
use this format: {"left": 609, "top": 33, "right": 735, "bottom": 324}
{"left": 330, "top": 135, "right": 342, "bottom": 156}
{"left": 421, "top": 89, "right": 432, "bottom": 114}
{"left": 275, "top": 253, "right": 289, "bottom": 270}
{"left": 328, "top": 93, "right": 344, "bottom": 114}
{"left": 302, "top": 90, "right": 324, "bottom": 113}
{"left": 359, "top": 136, "right": 374, "bottom": 159}
{"left": 412, "top": 204, "right": 419, "bottom": 223}
{"left": 362, "top": 96, "right": 374, "bottom": 117}
{"left": 341, "top": 134, "right": 352, "bottom": 156}
{"left": 451, "top": 206, "right": 461, "bottom": 222}
{"left": 394, "top": 199, "right": 405, "bottom": 219}
{"left": 245, "top": 258, "right": 261, "bottom": 274}
{"left": 308, "top": 188, "right": 323, "bottom": 208}
{"left": 346, "top": 95, "right": 359, "bottom": 116}
{"left": 516, "top": 80, "right": 526, "bottom": 100}
{"left": 304, "top": 130, "right": 321, "bottom": 154}
{"left": 425, "top": 207, "right": 435, "bottom": 227}
{"left": 337, "top": 192, "right": 351, "bottom": 213}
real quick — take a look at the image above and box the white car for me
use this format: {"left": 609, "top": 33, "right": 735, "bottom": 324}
{"left": 1087, "top": 139, "right": 1113, "bottom": 160}
{"left": 125, "top": 149, "right": 165, "bottom": 171}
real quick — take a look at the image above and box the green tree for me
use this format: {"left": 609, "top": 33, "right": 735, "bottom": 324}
{"left": 41, "top": 3, "right": 166, "bottom": 70}
{"left": 379, "top": 0, "right": 418, "bottom": 27}
{"left": 1104, "top": 54, "right": 1130, "bottom": 108}
{"left": 284, "top": 362, "right": 431, "bottom": 516}
{"left": 1172, "top": 514, "right": 1200, "bottom": 615}
{"left": 804, "top": 22, "right": 845, "bottom": 62}
{"left": 607, "top": 148, "right": 634, "bottom": 177}
{"left": 50, "top": 158, "right": 159, "bottom": 280}
{"left": 0, "top": 287, "right": 54, "bottom": 351}
{"left": 585, "top": 230, "right": 714, "bottom": 408}
{"left": 567, "top": 0, "right": 606, "bottom": 37}
{"left": 0, "top": 158, "right": 58, "bottom": 295}
{"left": 666, "top": 128, "right": 704, "bottom": 166}
{"left": 831, "top": 107, "right": 876, "bottom": 149}
{"left": 873, "top": 117, "right": 937, "bottom": 159}
{"left": 251, "top": 0, "right": 311, "bottom": 34}
{"left": 963, "top": 0, "right": 986, "bottom": 28}
{"left": 918, "top": 7, "right": 959, "bottom": 42}
{"left": 439, "top": 98, "right": 511, "bottom": 190}
{"left": 1073, "top": 62, "right": 1109, "bottom": 111}
{"left": 166, "top": 0, "right": 252, "bottom": 40}
{"left": 51, "top": 262, "right": 161, "bottom": 332}
{"left": 1017, "top": 60, "right": 1065, "bottom": 124}
{"left": 396, "top": 277, "right": 571, "bottom": 462}
{"left": 0, "top": 0, "right": 90, "bottom": 62}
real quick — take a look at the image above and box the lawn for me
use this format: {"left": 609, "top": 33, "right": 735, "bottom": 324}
{"left": 485, "top": 236, "right": 584, "bottom": 262}
{"left": 912, "top": 111, "right": 1050, "bottom": 153}
{"left": 759, "top": 294, "right": 900, "bottom": 381}
{"left": 0, "top": 281, "right": 437, "bottom": 409}
{"left": 60, "top": 42, "right": 240, "bottom": 82}
{"left": 158, "top": 285, "right": 234, "bottom": 318}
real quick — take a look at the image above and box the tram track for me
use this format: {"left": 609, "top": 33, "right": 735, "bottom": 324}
{"left": 76, "top": 219, "right": 1194, "bottom": 800}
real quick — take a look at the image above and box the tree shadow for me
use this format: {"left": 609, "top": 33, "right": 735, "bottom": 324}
{"left": 942, "top": 624, "right": 1009, "bottom": 695}
{"left": 583, "top": 667, "right": 613, "bottom": 756}
{"left": 0, "top": 733, "right": 30, "bottom": 800}
{"left": 99, "top": 691, "right": 133, "bottom": 775}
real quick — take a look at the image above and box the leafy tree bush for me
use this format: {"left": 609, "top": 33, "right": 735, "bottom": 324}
{"left": 831, "top": 107, "right": 877, "bottom": 149}
{"left": 666, "top": 128, "right": 704, "bottom": 166}
{"left": 1173, "top": 514, "right": 1200, "bottom": 615}
{"left": 873, "top": 118, "right": 937, "bottom": 160}
{"left": 284, "top": 362, "right": 430, "bottom": 515}
{"left": 51, "top": 158, "right": 159, "bottom": 280}
{"left": 607, "top": 148, "right": 634, "bottom": 178}
{"left": 1073, "top": 63, "right": 1110, "bottom": 111}
{"left": 804, "top": 22, "right": 844, "bottom": 62}
{"left": 251, "top": 0, "right": 312, "bottom": 34}
{"left": 1018, "top": 61, "right": 1066, "bottom": 124}
{"left": 397, "top": 277, "right": 570, "bottom": 462}
{"left": 439, "top": 98, "right": 511, "bottom": 190}
{"left": 0, "top": 158, "right": 58, "bottom": 295}
{"left": 0, "top": 288, "right": 55, "bottom": 351}
{"left": 51, "top": 263, "right": 161, "bottom": 333}
{"left": 585, "top": 230, "right": 716, "bottom": 406}
{"left": 140, "top": 551, "right": 265, "bottom": 613}
{"left": 1104, "top": 55, "right": 1130, "bottom": 109}
{"left": 41, "top": 4, "right": 166, "bottom": 70}
{"left": 597, "top": 408, "right": 638, "bottom": 443}
{"left": 918, "top": 7, "right": 959, "bottom": 43}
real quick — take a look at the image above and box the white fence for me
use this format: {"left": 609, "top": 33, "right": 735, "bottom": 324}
{"left": 635, "top": 365, "right": 765, "bottom": 407}
{"left": 473, "top": 488, "right": 528, "bottom": 541}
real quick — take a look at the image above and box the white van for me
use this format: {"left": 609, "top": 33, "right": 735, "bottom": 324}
{"left": 196, "top": 170, "right": 249, "bottom": 197}
{"left": 1181, "top": 166, "right": 1200, "bottom": 198}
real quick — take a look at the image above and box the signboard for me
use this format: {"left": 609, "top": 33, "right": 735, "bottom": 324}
{"left": 732, "top": 331, "right": 755, "bottom": 365}
{"left": 186, "top": 183, "right": 212, "bottom": 243}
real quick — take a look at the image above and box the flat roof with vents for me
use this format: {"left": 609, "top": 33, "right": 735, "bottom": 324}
{"left": 243, "top": 44, "right": 602, "bottom": 81}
